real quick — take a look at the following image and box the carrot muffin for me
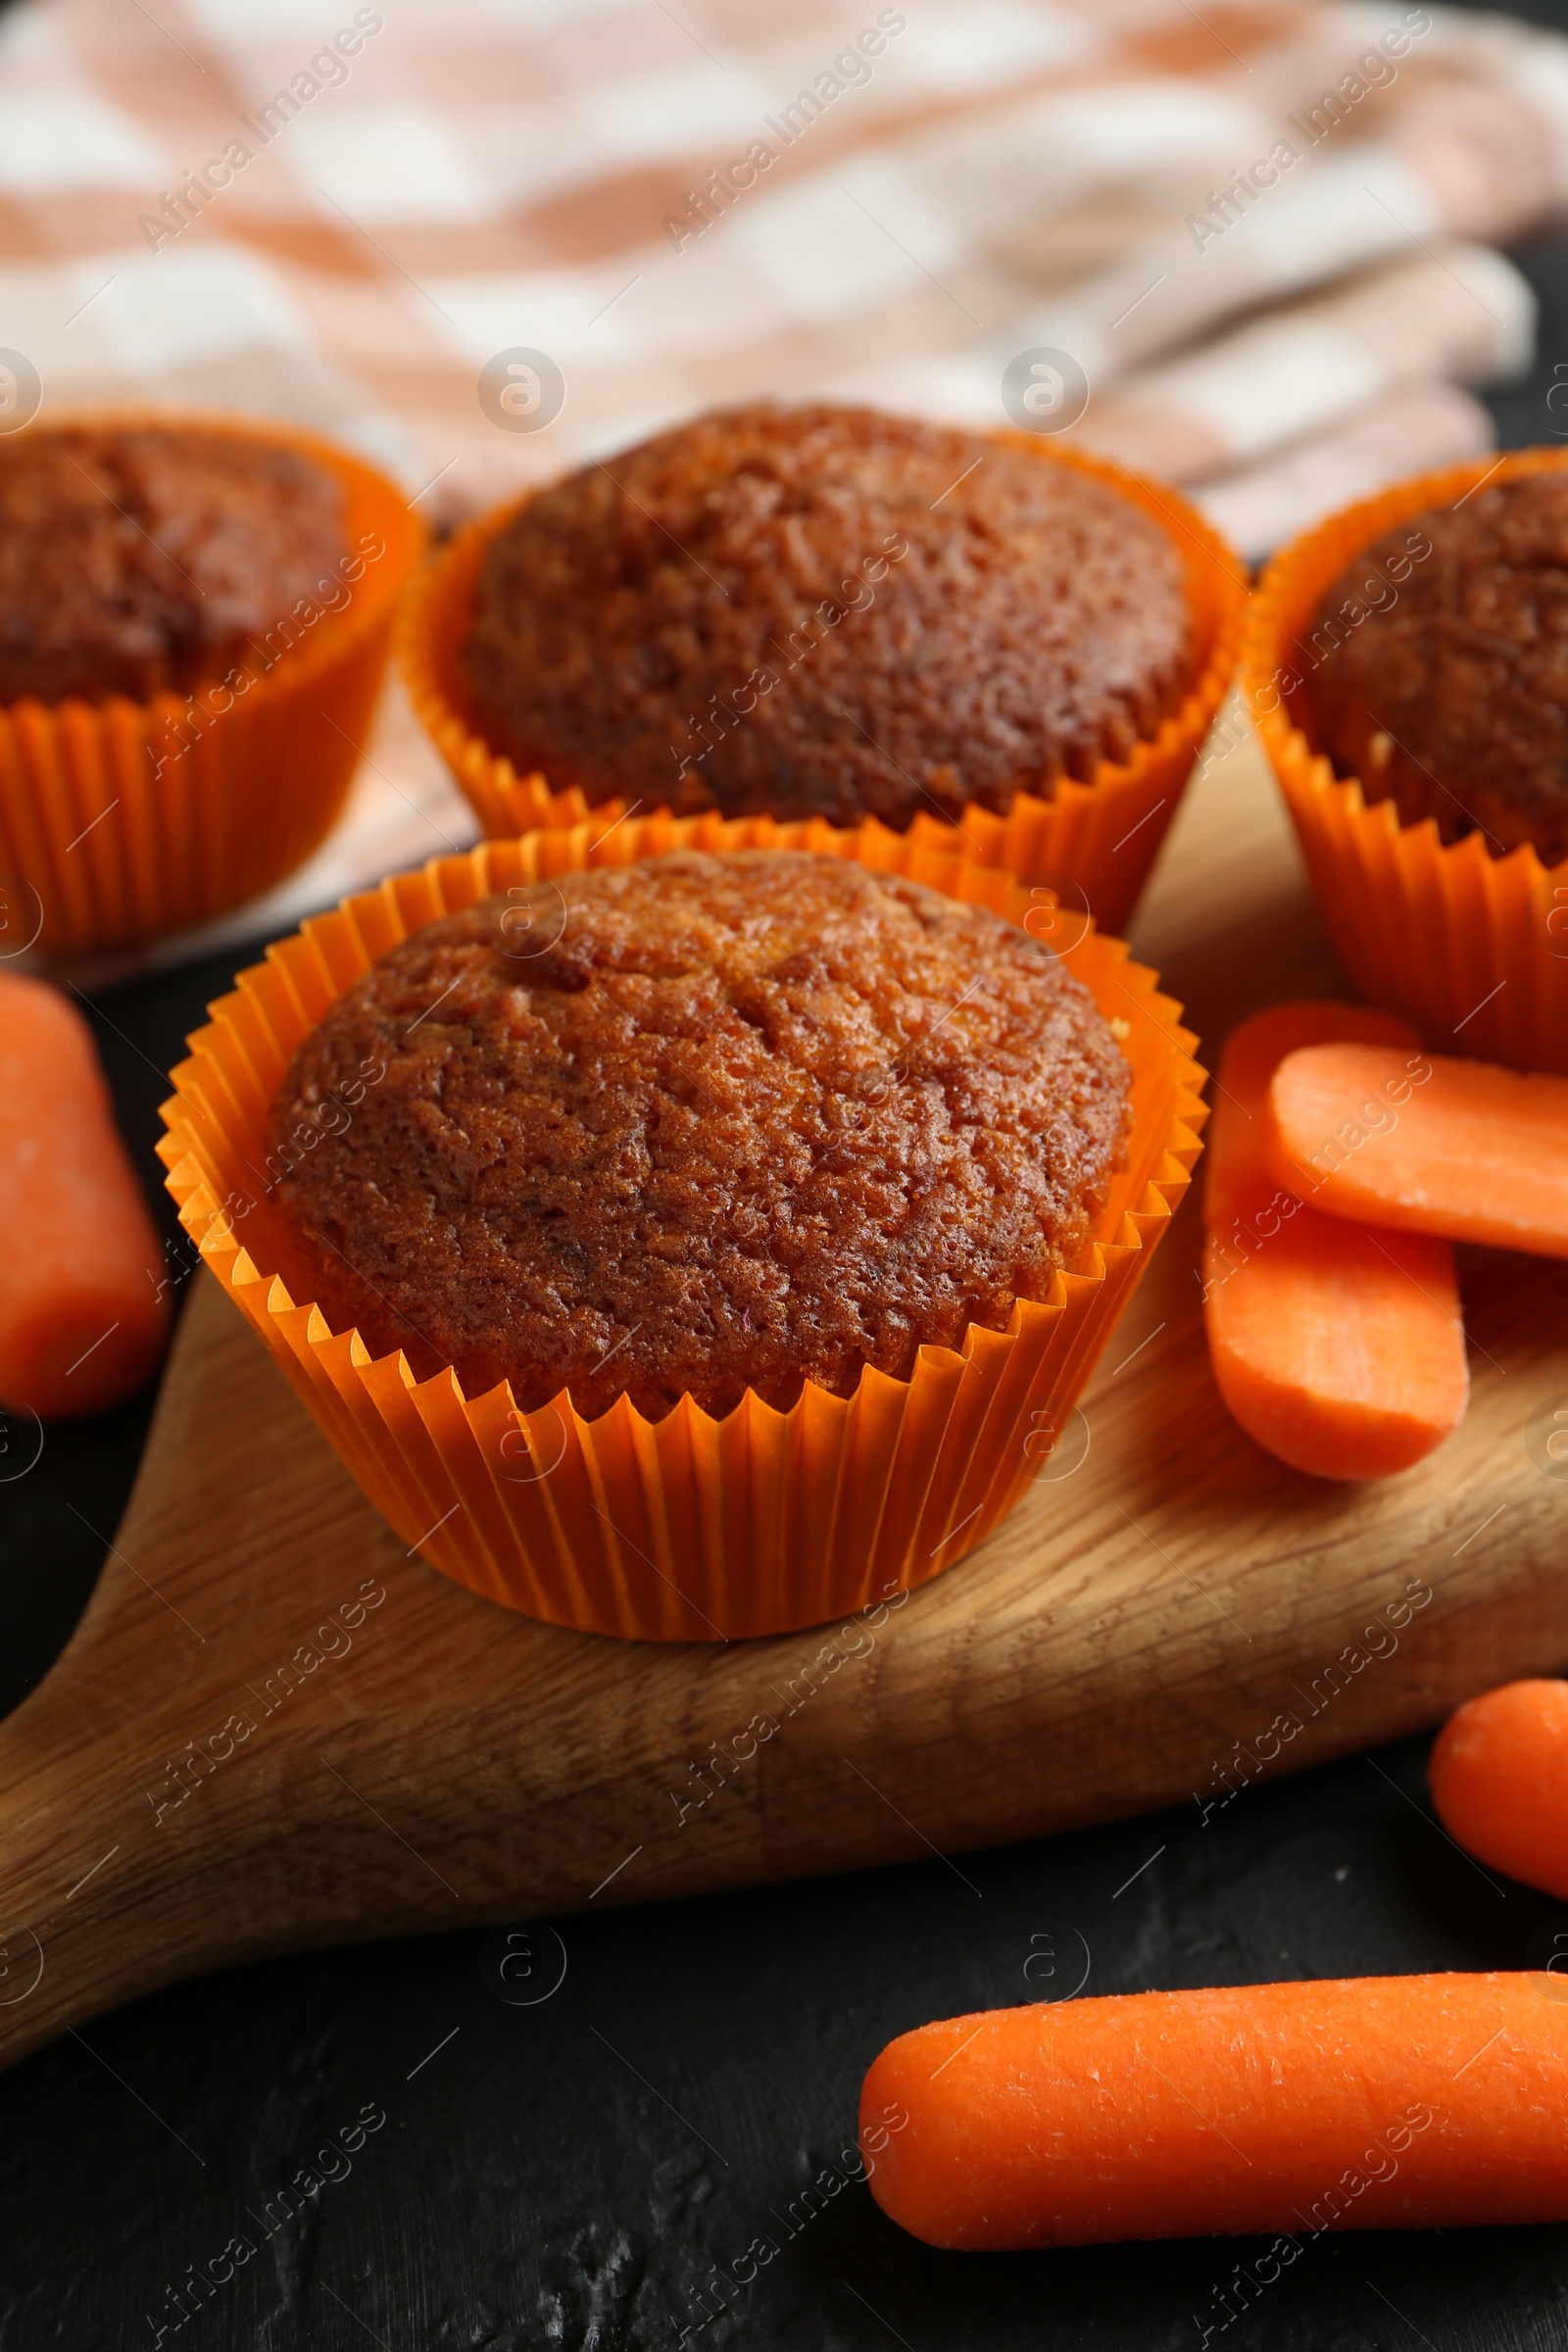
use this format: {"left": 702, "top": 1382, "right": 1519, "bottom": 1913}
{"left": 460, "top": 403, "right": 1191, "bottom": 831}
{"left": 265, "top": 851, "right": 1132, "bottom": 1420}
{"left": 0, "top": 426, "right": 347, "bottom": 705}
{"left": 1309, "top": 472, "right": 1568, "bottom": 865}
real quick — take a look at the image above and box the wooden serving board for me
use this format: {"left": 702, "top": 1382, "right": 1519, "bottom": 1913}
{"left": 2, "top": 710, "right": 1566, "bottom": 2072}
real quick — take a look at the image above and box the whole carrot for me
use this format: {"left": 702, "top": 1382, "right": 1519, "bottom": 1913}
{"left": 0, "top": 972, "right": 169, "bottom": 1419}
{"left": 860, "top": 1976, "right": 1568, "bottom": 2249}
{"left": 1431, "top": 1681, "right": 1568, "bottom": 1898}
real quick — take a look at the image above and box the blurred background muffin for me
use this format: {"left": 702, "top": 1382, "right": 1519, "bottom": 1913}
{"left": 265, "top": 848, "right": 1131, "bottom": 1420}
{"left": 0, "top": 426, "right": 345, "bottom": 707}
{"left": 0, "top": 414, "right": 418, "bottom": 956}
{"left": 459, "top": 403, "right": 1190, "bottom": 832}
{"left": 1245, "top": 446, "right": 1568, "bottom": 1073}
{"left": 1308, "top": 472, "right": 1568, "bottom": 865}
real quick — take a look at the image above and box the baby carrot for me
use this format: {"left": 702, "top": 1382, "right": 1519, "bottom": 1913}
{"left": 0, "top": 972, "right": 169, "bottom": 1419}
{"left": 1431, "top": 1681, "right": 1568, "bottom": 1899}
{"left": 860, "top": 1975, "right": 1568, "bottom": 2250}
{"left": 1203, "top": 1004, "right": 1466, "bottom": 1480}
{"left": 1268, "top": 1044, "right": 1568, "bottom": 1257}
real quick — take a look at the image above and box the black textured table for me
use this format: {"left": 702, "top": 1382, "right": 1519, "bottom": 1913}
{"left": 9, "top": 14, "right": 1568, "bottom": 2345}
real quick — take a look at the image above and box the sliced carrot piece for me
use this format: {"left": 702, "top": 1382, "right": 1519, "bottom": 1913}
{"left": 1431, "top": 1681, "right": 1568, "bottom": 1900}
{"left": 861, "top": 1975, "right": 1568, "bottom": 2250}
{"left": 0, "top": 972, "right": 169, "bottom": 1419}
{"left": 1205, "top": 1219, "right": 1467, "bottom": 1480}
{"left": 1204, "top": 1004, "right": 1467, "bottom": 1480}
{"left": 1206, "top": 1002, "right": 1421, "bottom": 1233}
{"left": 1268, "top": 1044, "right": 1568, "bottom": 1258}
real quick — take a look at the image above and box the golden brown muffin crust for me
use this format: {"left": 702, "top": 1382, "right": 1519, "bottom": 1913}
{"left": 462, "top": 402, "right": 1190, "bottom": 831}
{"left": 1309, "top": 473, "right": 1568, "bottom": 864}
{"left": 267, "top": 852, "right": 1132, "bottom": 1420}
{"left": 0, "top": 426, "right": 347, "bottom": 705}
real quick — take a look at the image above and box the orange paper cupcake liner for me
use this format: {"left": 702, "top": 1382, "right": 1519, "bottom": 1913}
{"left": 0, "top": 410, "right": 422, "bottom": 956}
{"left": 397, "top": 434, "right": 1247, "bottom": 940}
{"left": 158, "top": 812, "right": 1204, "bottom": 1642}
{"left": 1244, "top": 448, "right": 1568, "bottom": 1073}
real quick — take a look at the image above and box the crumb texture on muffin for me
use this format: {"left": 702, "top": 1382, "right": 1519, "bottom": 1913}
{"left": 0, "top": 426, "right": 347, "bottom": 705}
{"left": 267, "top": 852, "right": 1132, "bottom": 1420}
{"left": 1309, "top": 473, "right": 1568, "bottom": 864}
{"left": 461, "top": 402, "right": 1190, "bottom": 831}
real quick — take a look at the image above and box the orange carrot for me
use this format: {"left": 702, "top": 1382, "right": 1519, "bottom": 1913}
{"left": 1268, "top": 1043, "right": 1568, "bottom": 1257}
{"left": 860, "top": 1975, "right": 1568, "bottom": 2250}
{"left": 1203, "top": 1004, "right": 1467, "bottom": 1480}
{"left": 1431, "top": 1681, "right": 1568, "bottom": 1899}
{"left": 0, "top": 973, "right": 169, "bottom": 1419}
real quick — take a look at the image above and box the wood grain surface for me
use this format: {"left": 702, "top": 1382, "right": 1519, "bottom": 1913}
{"left": 1, "top": 707, "right": 1565, "bottom": 2074}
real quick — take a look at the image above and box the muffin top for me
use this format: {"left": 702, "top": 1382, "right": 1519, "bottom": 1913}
{"left": 0, "top": 426, "right": 347, "bottom": 705}
{"left": 1309, "top": 472, "right": 1568, "bottom": 864}
{"left": 461, "top": 402, "right": 1190, "bottom": 831}
{"left": 267, "top": 852, "right": 1132, "bottom": 1421}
